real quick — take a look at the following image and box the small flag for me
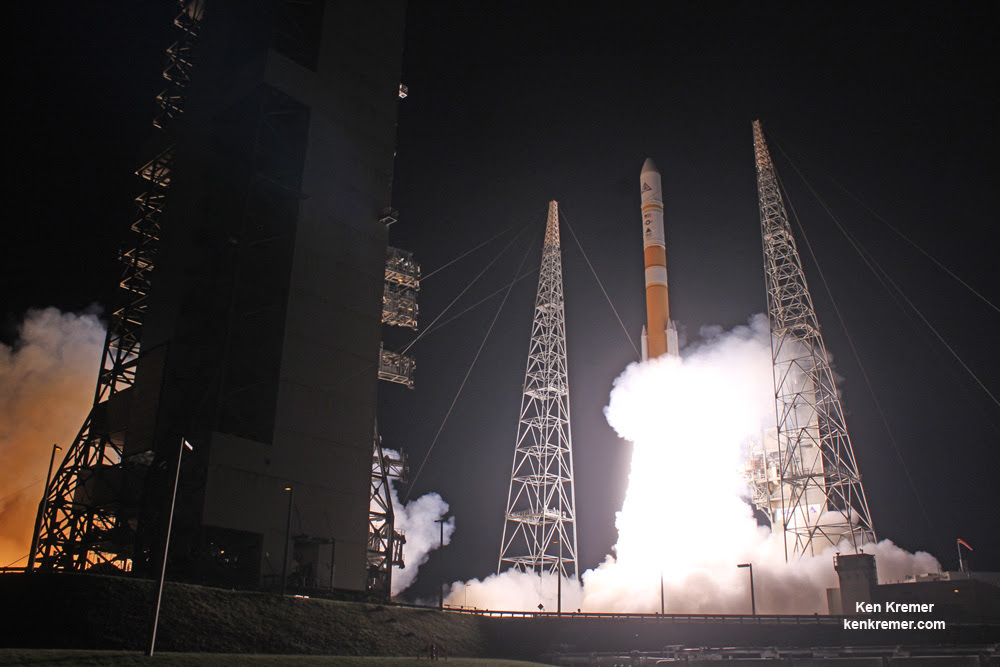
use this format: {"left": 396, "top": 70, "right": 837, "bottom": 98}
{"left": 957, "top": 538, "right": 973, "bottom": 551}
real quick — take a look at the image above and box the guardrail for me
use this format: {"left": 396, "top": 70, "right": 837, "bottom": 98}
{"left": 436, "top": 605, "right": 842, "bottom": 625}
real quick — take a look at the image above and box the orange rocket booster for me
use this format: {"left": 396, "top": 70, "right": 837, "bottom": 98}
{"left": 640, "top": 158, "right": 678, "bottom": 360}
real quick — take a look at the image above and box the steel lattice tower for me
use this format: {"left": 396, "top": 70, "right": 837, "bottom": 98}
{"left": 29, "top": 1, "right": 206, "bottom": 572}
{"left": 498, "top": 201, "right": 579, "bottom": 581}
{"left": 750, "top": 120, "right": 875, "bottom": 559}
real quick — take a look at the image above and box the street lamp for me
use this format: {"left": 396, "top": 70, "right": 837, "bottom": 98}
{"left": 553, "top": 538, "right": 562, "bottom": 616}
{"left": 148, "top": 438, "right": 193, "bottom": 657}
{"left": 737, "top": 563, "right": 756, "bottom": 616}
{"left": 434, "top": 516, "right": 448, "bottom": 610}
{"left": 660, "top": 569, "right": 665, "bottom": 615}
{"left": 465, "top": 583, "right": 470, "bottom": 608}
{"left": 27, "top": 444, "right": 62, "bottom": 571}
{"left": 282, "top": 486, "right": 294, "bottom": 596}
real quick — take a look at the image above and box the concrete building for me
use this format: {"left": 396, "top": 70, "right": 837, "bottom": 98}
{"left": 121, "top": 0, "right": 406, "bottom": 591}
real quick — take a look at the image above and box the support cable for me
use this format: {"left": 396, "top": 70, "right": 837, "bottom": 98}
{"left": 3, "top": 554, "right": 27, "bottom": 568}
{"left": 398, "top": 223, "right": 531, "bottom": 356}
{"left": 422, "top": 266, "right": 539, "bottom": 339}
{"left": 330, "top": 222, "right": 533, "bottom": 394}
{"left": 774, "top": 153, "right": 952, "bottom": 531}
{"left": 777, "top": 146, "right": 1000, "bottom": 411}
{"left": 774, "top": 142, "right": 999, "bottom": 315}
{"left": 0, "top": 479, "right": 42, "bottom": 505}
{"left": 422, "top": 222, "right": 521, "bottom": 282}
{"left": 404, "top": 232, "right": 538, "bottom": 501}
{"left": 559, "top": 207, "right": 641, "bottom": 358}
{"left": 838, "top": 184, "right": 999, "bottom": 314}
{"left": 784, "top": 160, "right": 1000, "bottom": 441}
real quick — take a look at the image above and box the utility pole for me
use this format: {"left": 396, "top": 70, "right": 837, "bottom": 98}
{"left": 498, "top": 201, "right": 580, "bottom": 587}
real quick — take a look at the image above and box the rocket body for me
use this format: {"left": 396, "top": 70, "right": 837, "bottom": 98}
{"left": 640, "top": 158, "right": 678, "bottom": 360}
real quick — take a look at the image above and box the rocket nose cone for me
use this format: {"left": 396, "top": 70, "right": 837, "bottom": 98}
{"left": 641, "top": 157, "right": 659, "bottom": 175}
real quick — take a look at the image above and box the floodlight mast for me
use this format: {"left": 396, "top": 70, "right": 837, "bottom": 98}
{"left": 498, "top": 201, "right": 579, "bottom": 583}
{"left": 748, "top": 120, "right": 875, "bottom": 560}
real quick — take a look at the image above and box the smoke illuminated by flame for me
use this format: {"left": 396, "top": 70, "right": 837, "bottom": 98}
{"left": 0, "top": 308, "right": 939, "bottom": 606}
{"left": 0, "top": 308, "right": 104, "bottom": 568}
{"left": 445, "top": 316, "right": 939, "bottom": 613}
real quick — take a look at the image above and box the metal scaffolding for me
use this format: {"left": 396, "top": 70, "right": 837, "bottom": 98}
{"left": 382, "top": 247, "right": 420, "bottom": 330}
{"left": 499, "top": 201, "right": 579, "bottom": 581}
{"left": 748, "top": 120, "right": 875, "bottom": 559}
{"left": 367, "top": 423, "right": 407, "bottom": 596}
{"left": 29, "top": 0, "right": 206, "bottom": 573}
{"left": 369, "top": 244, "right": 419, "bottom": 596}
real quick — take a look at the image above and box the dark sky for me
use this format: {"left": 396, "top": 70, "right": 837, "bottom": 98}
{"left": 5, "top": 2, "right": 998, "bottom": 599}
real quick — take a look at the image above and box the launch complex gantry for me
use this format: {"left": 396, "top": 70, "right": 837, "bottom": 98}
{"left": 369, "top": 239, "right": 420, "bottom": 597}
{"left": 29, "top": 0, "right": 207, "bottom": 573}
{"left": 745, "top": 121, "right": 875, "bottom": 560}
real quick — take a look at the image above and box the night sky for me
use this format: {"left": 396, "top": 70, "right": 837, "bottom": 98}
{"left": 5, "top": 2, "right": 998, "bottom": 600}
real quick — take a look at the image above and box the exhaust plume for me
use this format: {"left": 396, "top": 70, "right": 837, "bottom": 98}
{"left": 0, "top": 308, "right": 104, "bottom": 567}
{"left": 443, "top": 315, "right": 938, "bottom": 613}
{"left": 379, "top": 451, "right": 455, "bottom": 595}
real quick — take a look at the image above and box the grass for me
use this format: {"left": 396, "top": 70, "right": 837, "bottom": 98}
{"left": 0, "top": 574, "right": 492, "bottom": 658}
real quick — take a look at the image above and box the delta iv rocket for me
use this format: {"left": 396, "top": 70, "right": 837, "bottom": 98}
{"left": 640, "top": 158, "right": 678, "bottom": 360}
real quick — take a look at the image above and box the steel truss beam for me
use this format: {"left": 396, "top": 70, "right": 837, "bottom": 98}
{"left": 30, "top": 1, "right": 206, "bottom": 573}
{"left": 368, "top": 424, "right": 406, "bottom": 597}
{"left": 370, "top": 246, "right": 419, "bottom": 596}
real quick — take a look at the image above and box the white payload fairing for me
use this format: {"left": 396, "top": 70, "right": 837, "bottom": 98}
{"left": 640, "top": 158, "right": 678, "bottom": 360}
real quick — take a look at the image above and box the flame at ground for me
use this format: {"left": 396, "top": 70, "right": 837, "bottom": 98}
{"left": 443, "top": 316, "right": 938, "bottom": 613}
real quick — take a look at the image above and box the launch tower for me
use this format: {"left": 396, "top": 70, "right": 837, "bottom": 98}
{"left": 747, "top": 120, "right": 875, "bottom": 558}
{"left": 29, "top": 0, "right": 207, "bottom": 573}
{"left": 498, "top": 201, "right": 579, "bottom": 582}
{"left": 31, "top": 0, "right": 407, "bottom": 594}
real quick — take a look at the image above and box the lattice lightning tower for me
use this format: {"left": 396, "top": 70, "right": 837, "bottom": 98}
{"left": 498, "top": 201, "right": 579, "bottom": 581}
{"left": 748, "top": 120, "right": 875, "bottom": 559}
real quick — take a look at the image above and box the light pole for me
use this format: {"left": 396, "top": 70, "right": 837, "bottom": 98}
{"left": 148, "top": 438, "right": 193, "bottom": 657}
{"left": 435, "top": 516, "right": 447, "bottom": 610}
{"left": 737, "top": 563, "right": 756, "bottom": 616}
{"left": 27, "top": 444, "right": 62, "bottom": 571}
{"left": 465, "top": 583, "right": 470, "bottom": 608}
{"left": 282, "top": 486, "right": 294, "bottom": 596}
{"left": 553, "top": 539, "right": 562, "bottom": 616}
{"left": 660, "top": 570, "right": 665, "bottom": 615}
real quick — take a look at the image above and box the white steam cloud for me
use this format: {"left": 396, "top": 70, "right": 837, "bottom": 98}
{"left": 0, "top": 308, "right": 104, "bottom": 567}
{"left": 380, "top": 451, "right": 455, "bottom": 595}
{"left": 443, "top": 315, "right": 939, "bottom": 613}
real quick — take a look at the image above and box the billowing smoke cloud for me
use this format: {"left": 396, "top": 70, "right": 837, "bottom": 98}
{"left": 443, "top": 315, "right": 939, "bottom": 613}
{"left": 379, "top": 451, "right": 456, "bottom": 595}
{"left": 0, "top": 308, "right": 104, "bottom": 567}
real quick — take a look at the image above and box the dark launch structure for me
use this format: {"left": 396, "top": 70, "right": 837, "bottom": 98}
{"left": 30, "top": 0, "right": 409, "bottom": 596}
